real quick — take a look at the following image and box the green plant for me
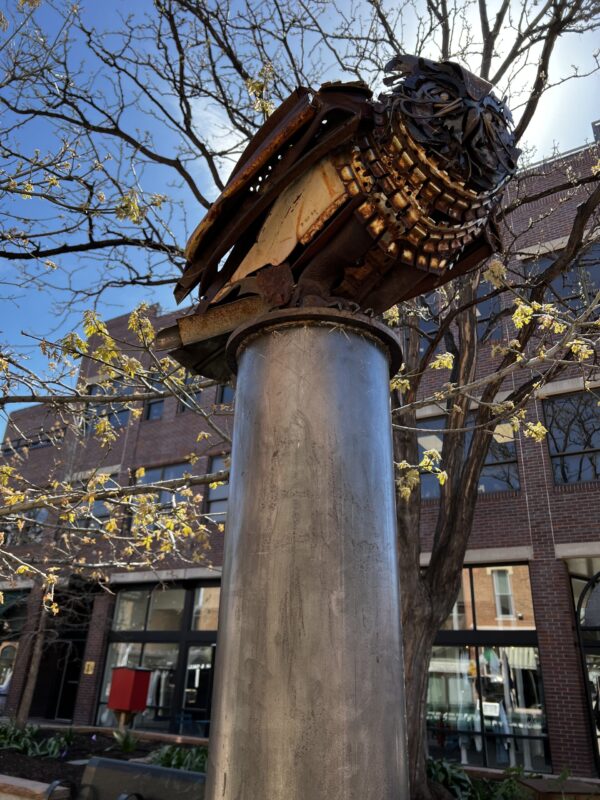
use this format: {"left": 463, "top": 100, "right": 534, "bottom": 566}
{"left": 62, "top": 727, "right": 75, "bottom": 747}
{"left": 42, "top": 733, "right": 70, "bottom": 759}
{"left": 427, "top": 760, "right": 534, "bottom": 800}
{"left": 112, "top": 729, "right": 139, "bottom": 754}
{"left": 426, "top": 759, "right": 474, "bottom": 799}
{"left": 0, "top": 722, "right": 69, "bottom": 759}
{"left": 150, "top": 744, "right": 208, "bottom": 773}
{"left": 0, "top": 722, "right": 40, "bottom": 753}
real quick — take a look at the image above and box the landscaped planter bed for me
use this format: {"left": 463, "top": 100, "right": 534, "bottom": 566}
{"left": 0, "top": 731, "right": 168, "bottom": 786}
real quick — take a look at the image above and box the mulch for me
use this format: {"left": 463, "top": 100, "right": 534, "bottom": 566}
{"left": 0, "top": 732, "right": 158, "bottom": 787}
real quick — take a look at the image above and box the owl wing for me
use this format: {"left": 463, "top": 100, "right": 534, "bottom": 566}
{"left": 174, "top": 83, "right": 373, "bottom": 305}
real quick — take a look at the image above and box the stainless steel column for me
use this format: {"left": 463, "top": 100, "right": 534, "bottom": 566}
{"left": 205, "top": 309, "right": 409, "bottom": 800}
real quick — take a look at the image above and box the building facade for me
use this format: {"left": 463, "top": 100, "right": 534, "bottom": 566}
{"left": 1, "top": 131, "right": 599, "bottom": 778}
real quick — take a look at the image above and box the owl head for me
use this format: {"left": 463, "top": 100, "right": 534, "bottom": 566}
{"left": 382, "top": 54, "right": 519, "bottom": 193}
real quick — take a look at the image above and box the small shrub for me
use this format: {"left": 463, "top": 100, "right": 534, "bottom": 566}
{"left": 150, "top": 744, "right": 208, "bottom": 773}
{"left": 112, "top": 729, "right": 139, "bottom": 754}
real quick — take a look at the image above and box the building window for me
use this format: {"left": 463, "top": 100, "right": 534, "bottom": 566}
{"left": 97, "top": 582, "right": 219, "bottom": 735}
{"left": 442, "top": 565, "right": 534, "bottom": 632}
{"left": 418, "top": 417, "right": 520, "bottom": 499}
{"left": 216, "top": 384, "right": 234, "bottom": 405}
{"left": 0, "top": 591, "right": 29, "bottom": 714}
{"left": 144, "top": 397, "right": 164, "bottom": 421}
{"left": 476, "top": 288, "right": 502, "bottom": 342}
{"left": 3, "top": 506, "right": 50, "bottom": 545}
{"left": 429, "top": 564, "right": 549, "bottom": 772}
{"left": 492, "top": 569, "right": 515, "bottom": 619}
{"left": 84, "top": 382, "right": 130, "bottom": 435}
{"left": 137, "top": 463, "right": 191, "bottom": 506}
{"left": 1, "top": 427, "right": 62, "bottom": 456}
{"left": 427, "top": 645, "right": 550, "bottom": 772}
{"left": 178, "top": 372, "right": 203, "bottom": 413}
{"left": 549, "top": 243, "right": 600, "bottom": 313}
{"left": 192, "top": 587, "right": 220, "bottom": 631}
{"left": 206, "top": 455, "right": 228, "bottom": 522}
{"left": 143, "top": 375, "right": 164, "bottom": 421}
{"left": 416, "top": 294, "right": 438, "bottom": 356}
{"left": 75, "top": 474, "right": 119, "bottom": 530}
{"left": 544, "top": 392, "right": 600, "bottom": 485}
{"left": 113, "top": 589, "right": 148, "bottom": 631}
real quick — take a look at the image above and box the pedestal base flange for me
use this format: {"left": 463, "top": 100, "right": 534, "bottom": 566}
{"left": 226, "top": 306, "right": 402, "bottom": 377}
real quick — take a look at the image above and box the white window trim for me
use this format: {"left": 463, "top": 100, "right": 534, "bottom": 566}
{"left": 492, "top": 568, "right": 516, "bottom": 619}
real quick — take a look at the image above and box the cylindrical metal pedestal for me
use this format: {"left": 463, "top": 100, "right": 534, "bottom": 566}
{"left": 206, "top": 309, "right": 409, "bottom": 800}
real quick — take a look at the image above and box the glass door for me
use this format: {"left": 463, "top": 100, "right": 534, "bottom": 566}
{"left": 179, "top": 644, "right": 216, "bottom": 737}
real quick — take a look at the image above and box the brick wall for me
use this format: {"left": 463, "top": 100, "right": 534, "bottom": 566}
{"left": 72, "top": 591, "right": 115, "bottom": 725}
{"left": 529, "top": 558, "right": 596, "bottom": 775}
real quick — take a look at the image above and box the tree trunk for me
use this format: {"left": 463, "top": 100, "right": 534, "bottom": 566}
{"left": 15, "top": 606, "right": 47, "bottom": 728}
{"left": 404, "top": 608, "right": 437, "bottom": 797}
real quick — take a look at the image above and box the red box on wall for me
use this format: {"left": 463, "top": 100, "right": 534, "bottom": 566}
{"left": 107, "top": 667, "right": 151, "bottom": 713}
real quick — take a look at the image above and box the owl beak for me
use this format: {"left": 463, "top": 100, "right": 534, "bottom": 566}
{"left": 463, "top": 106, "right": 481, "bottom": 139}
{"left": 384, "top": 53, "right": 420, "bottom": 76}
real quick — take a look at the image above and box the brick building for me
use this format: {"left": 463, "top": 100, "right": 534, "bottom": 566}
{"left": 0, "top": 130, "right": 599, "bottom": 778}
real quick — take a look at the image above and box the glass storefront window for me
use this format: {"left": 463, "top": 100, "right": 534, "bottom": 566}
{"left": 99, "top": 583, "right": 219, "bottom": 733}
{"left": 481, "top": 646, "right": 547, "bottom": 771}
{"left": 96, "top": 641, "right": 143, "bottom": 726}
{"left": 427, "top": 644, "right": 550, "bottom": 773}
{"left": 0, "top": 643, "right": 18, "bottom": 714}
{"left": 442, "top": 566, "right": 535, "bottom": 631}
{"left": 441, "top": 571, "right": 474, "bottom": 631}
{"left": 147, "top": 588, "right": 185, "bottom": 631}
{"left": 427, "top": 646, "right": 481, "bottom": 766}
{"left": 192, "top": 587, "right": 220, "bottom": 631}
{"left": 113, "top": 590, "right": 148, "bottom": 631}
{"left": 586, "top": 653, "right": 600, "bottom": 763}
{"left": 138, "top": 642, "right": 179, "bottom": 730}
{"left": 99, "top": 642, "right": 142, "bottom": 703}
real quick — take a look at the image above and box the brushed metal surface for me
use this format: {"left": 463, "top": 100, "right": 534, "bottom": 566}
{"left": 205, "top": 317, "right": 409, "bottom": 799}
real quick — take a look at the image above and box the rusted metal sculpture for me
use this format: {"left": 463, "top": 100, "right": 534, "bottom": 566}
{"left": 160, "top": 54, "right": 518, "bottom": 379}
{"left": 161, "top": 58, "right": 519, "bottom": 800}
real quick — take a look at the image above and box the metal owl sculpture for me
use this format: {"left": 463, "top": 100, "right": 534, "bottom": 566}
{"left": 163, "top": 55, "right": 519, "bottom": 379}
